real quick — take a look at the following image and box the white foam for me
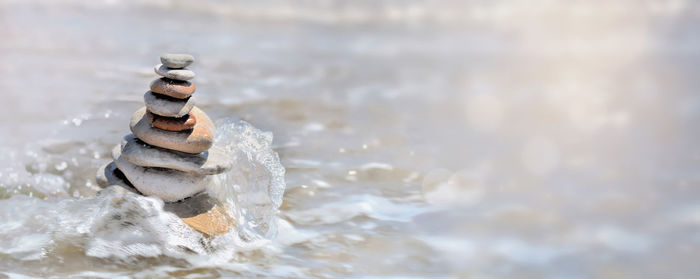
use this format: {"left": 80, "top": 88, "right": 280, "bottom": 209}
{"left": 0, "top": 119, "right": 288, "bottom": 265}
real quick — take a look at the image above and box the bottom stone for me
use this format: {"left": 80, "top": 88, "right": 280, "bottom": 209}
{"left": 163, "top": 192, "right": 234, "bottom": 236}
{"left": 97, "top": 162, "right": 234, "bottom": 236}
{"left": 182, "top": 205, "right": 233, "bottom": 236}
{"left": 96, "top": 181, "right": 234, "bottom": 236}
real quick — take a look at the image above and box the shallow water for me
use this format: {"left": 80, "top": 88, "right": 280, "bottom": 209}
{"left": 1, "top": 0, "right": 700, "bottom": 278}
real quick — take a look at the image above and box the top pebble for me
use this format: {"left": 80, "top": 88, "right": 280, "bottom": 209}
{"left": 160, "top": 53, "right": 194, "bottom": 69}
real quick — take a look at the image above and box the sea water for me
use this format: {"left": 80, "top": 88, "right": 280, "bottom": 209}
{"left": 1, "top": 0, "right": 700, "bottom": 278}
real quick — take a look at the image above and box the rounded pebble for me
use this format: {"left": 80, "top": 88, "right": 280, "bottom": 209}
{"left": 155, "top": 64, "right": 195, "bottom": 81}
{"left": 150, "top": 78, "right": 196, "bottom": 99}
{"left": 130, "top": 106, "right": 215, "bottom": 154}
{"left": 146, "top": 111, "right": 197, "bottom": 132}
{"left": 119, "top": 134, "right": 232, "bottom": 175}
{"left": 113, "top": 147, "right": 210, "bottom": 202}
{"left": 144, "top": 91, "right": 195, "bottom": 117}
{"left": 96, "top": 161, "right": 130, "bottom": 188}
{"left": 160, "top": 53, "right": 194, "bottom": 68}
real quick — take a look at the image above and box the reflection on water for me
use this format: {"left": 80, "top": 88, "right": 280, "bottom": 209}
{"left": 1, "top": 0, "right": 700, "bottom": 277}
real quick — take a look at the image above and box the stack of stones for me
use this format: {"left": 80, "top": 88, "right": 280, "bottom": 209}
{"left": 96, "top": 54, "right": 232, "bottom": 204}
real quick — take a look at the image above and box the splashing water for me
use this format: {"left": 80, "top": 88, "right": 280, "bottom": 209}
{"left": 0, "top": 119, "right": 286, "bottom": 275}
{"left": 4, "top": 0, "right": 700, "bottom": 277}
{"left": 210, "top": 118, "right": 286, "bottom": 241}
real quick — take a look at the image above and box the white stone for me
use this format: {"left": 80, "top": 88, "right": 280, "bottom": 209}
{"left": 154, "top": 64, "right": 195, "bottom": 81}
{"left": 160, "top": 54, "right": 194, "bottom": 69}
{"left": 112, "top": 146, "right": 210, "bottom": 202}
{"left": 144, "top": 91, "right": 195, "bottom": 117}
{"left": 120, "top": 134, "right": 232, "bottom": 175}
{"left": 95, "top": 161, "right": 130, "bottom": 188}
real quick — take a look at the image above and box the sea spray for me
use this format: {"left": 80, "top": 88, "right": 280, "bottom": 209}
{"left": 0, "top": 119, "right": 286, "bottom": 263}
{"left": 210, "top": 119, "right": 286, "bottom": 241}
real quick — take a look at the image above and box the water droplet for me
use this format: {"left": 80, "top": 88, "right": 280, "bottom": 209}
{"left": 54, "top": 162, "right": 68, "bottom": 171}
{"left": 71, "top": 118, "right": 83, "bottom": 126}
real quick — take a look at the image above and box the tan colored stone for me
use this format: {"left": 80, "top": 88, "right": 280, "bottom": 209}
{"left": 182, "top": 205, "right": 233, "bottom": 236}
{"left": 150, "top": 78, "right": 196, "bottom": 99}
{"left": 146, "top": 111, "right": 196, "bottom": 132}
{"left": 130, "top": 106, "right": 215, "bottom": 154}
{"left": 162, "top": 192, "right": 235, "bottom": 236}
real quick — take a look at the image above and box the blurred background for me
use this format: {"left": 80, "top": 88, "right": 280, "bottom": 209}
{"left": 1, "top": 0, "right": 700, "bottom": 278}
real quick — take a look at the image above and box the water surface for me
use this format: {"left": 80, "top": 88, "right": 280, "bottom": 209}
{"left": 1, "top": 0, "right": 700, "bottom": 278}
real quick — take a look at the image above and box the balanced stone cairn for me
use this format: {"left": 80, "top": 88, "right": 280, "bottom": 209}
{"left": 96, "top": 54, "right": 234, "bottom": 236}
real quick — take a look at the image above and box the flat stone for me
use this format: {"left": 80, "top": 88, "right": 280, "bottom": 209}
{"left": 146, "top": 111, "right": 196, "bottom": 132}
{"left": 150, "top": 78, "right": 196, "bottom": 99}
{"left": 163, "top": 192, "right": 234, "bottom": 236}
{"left": 130, "top": 106, "right": 215, "bottom": 154}
{"left": 112, "top": 146, "right": 210, "bottom": 202}
{"left": 160, "top": 54, "right": 194, "bottom": 69}
{"left": 181, "top": 204, "right": 233, "bottom": 236}
{"left": 95, "top": 161, "right": 141, "bottom": 194}
{"left": 96, "top": 161, "right": 130, "bottom": 188}
{"left": 155, "top": 64, "right": 195, "bottom": 81}
{"left": 144, "top": 91, "right": 195, "bottom": 117}
{"left": 119, "top": 134, "right": 232, "bottom": 175}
